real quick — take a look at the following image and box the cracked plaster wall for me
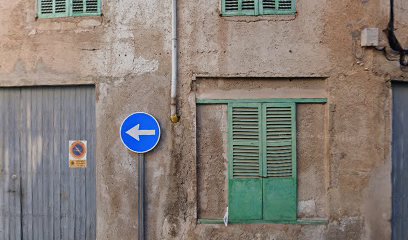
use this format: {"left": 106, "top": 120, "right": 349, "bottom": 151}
{"left": 0, "top": 0, "right": 407, "bottom": 239}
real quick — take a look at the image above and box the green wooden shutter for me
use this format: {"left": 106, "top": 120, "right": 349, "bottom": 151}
{"left": 228, "top": 103, "right": 263, "bottom": 220}
{"left": 262, "top": 103, "right": 297, "bottom": 221}
{"left": 259, "top": 0, "right": 296, "bottom": 15}
{"left": 222, "top": 0, "right": 258, "bottom": 16}
{"left": 72, "top": 0, "right": 101, "bottom": 16}
{"left": 38, "top": 0, "right": 101, "bottom": 18}
{"left": 38, "top": 0, "right": 68, "bottom": 18}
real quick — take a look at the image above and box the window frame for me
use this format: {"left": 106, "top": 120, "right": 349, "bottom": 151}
{"left": 195, "top": 98, "right": 328, "bottom": 225}
{"left": 37, "top": 0, "right": 102, "bottom": 19}
{"left": 221, "top": 0, "right": 296, "bottom": 17}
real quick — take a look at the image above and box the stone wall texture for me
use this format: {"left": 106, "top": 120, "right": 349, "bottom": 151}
{"left": 1, "top": 0, "right": 408, "bottom": 239}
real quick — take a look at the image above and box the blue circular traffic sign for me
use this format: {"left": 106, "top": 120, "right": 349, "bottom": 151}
{"left": 120, "top": 112, "right": 161, "bottom": 153}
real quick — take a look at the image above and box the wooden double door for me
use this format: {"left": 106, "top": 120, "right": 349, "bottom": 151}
{"left": 0, "top": 86, "right": 96, "bottom": 240}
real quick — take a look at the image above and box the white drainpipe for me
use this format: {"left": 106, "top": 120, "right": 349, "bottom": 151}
{"left": 170, "top": 0, "right": 180, "bottom": 123}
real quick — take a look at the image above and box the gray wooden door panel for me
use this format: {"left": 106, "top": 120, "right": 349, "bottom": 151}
{"left": 52, "top": 88, "right": 62, "bottom": 240}
{"left": 85, "top": 88, "right": 96, "bottom": 240}
{"left": 0, "top": 89, "right": 22, "bottom": 240}
{"left": 20, "top": 88, "right": 33, "bottom": 240}
{"left": 0, "top": 89, "right": 4, "bottom": 240}
{"left": 0, "top": 86, "right": 96, "bottom": 240}
{"left": 392, "top": 82, "right": 408, "bottom": 240}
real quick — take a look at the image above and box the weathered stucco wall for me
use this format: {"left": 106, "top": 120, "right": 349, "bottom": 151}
{"left": 0, "top": 0, "right": 407, "bottom": 238}
{"left": 172, "top": 0, "right": 403, "bottom": 238}
{"left": 0, "top": 1, "right": 173, "bottom": 240}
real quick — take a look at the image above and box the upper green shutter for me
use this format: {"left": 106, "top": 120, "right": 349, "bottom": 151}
{"left": 228, "top": 103, "right": 263, "bottom": 220}
{"left": 38, "top": 0, "right": 101, "bottom": 18}
{"left": 259, "top": 0, "right": 296, "bottom": 15}
{"left": 222, "top": 0, "right": 258, "bottom": 16}
{"left": 222, "top": 0, "right": 296, "bottom": 16}
{"left": 39, "top": 0, "right": 68, "bottom": 18}
{"left": 72, "top": 0, "right": 101, "bottom": 16}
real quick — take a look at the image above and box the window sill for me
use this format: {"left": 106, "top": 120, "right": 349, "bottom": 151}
{"left": 197, "top": 218, "right": 328, "bottom": 225}
{"left": 37, "top": 14, "right": 103, "bottom": 21}
{"left": 220, "top": 14, "right": 296, "bottom": 22}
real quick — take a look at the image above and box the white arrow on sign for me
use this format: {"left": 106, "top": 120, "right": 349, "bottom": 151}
{"left": 126, "top": 124, "right": 156, "bottom": 141}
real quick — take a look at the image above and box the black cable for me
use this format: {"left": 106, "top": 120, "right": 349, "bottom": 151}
{"left": 386, "top": 0, "right": 408, "bottom": 66}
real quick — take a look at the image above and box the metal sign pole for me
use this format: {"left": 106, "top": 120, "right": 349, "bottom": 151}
{"left": 120, "top": 113, "right": 160, "bottom": 240}
{"left": 138, "top": 153, "right": 145, "bottom": 240}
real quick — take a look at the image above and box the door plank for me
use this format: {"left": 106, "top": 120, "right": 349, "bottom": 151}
{"left": 392, "top": 82, "right": 408, "bottom": 240}
{"left": 0, "top": 90, "right": 5, "bottom": 240}
{"left": 68, "top": 88, "right": 76, "bottom": 240}
{"left": 53, "top": 88, "right": 62, "bottom": 240}
{"left": 21, "top": 88, "right": 33, "bottom": 240}
{"left": 86, "top": 87, "right": 96, "bottom": 240}
{"left": 60, "top": 89, "right": 70, "bottom": 240}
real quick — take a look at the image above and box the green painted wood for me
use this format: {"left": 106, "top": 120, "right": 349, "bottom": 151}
{"left": 197, "top": 218, "right": 328, "bottom": 225}
{"left": 261, "top": 106, "right": 267, "bottom": 177}
{"left": 196, "top": 98, "right": 327, "bottom": 104}
{"left": 228, "top": 103, "right": 263, "bottom": 220}
{"left": 291, "top": 104, "right": 297, "bottom": 189}
{"left": 262, "top": 103, "right": 297, "bottom": 221}
{"left": 229, "top": 179, "right": 263, "bottom": 220}
{"left": 263, "top": 178, "right": 296, "bottom": 220}
{"left": 222, "top": 0, "right": 258, "bottom": 16}
{"left": 227, "top": 101, "right": 298, "bottom": 223}
{"left": 71, "top": 0, "right": 101, "bottom": 17}
{"left": 222, "top": 0, "right": 295, "bottom": 16}
{"left": 260, "top": 0, "right": 296, "bottom": 15}
{"left": 228, "top": 103, "right": 262, "bottom": 179}
{"left": 38, "top": 0, "right": 101, "bottom": 18}
{"left": 38, "top": 0, "right": 68, "bottom": 18}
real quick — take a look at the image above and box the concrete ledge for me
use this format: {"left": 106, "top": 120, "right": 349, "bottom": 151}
{"left": 196, "top": 98, "right": 328, "bottom": 104}
{"left": 197, "top": 218, "right": 329, "bottom": 225}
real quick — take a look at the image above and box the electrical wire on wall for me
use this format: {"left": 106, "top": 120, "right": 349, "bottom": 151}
{"left": 384, "top": 0, "right": 408, "bottom": 69}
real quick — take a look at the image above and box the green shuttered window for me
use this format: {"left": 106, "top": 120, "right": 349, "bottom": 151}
{"left": 222, "top": 0, "right": 296, "bottom": 16}
{"left": 228, "top": 102, "right": 297, "bottom": 222}
{"left": 38, "top": 0, "right": 101, "bottom": 18}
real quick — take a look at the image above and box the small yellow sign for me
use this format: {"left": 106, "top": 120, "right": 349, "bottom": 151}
{"left": 69, "top": 160, "right": 87, "bottom": 168}
{"left": 69, "top": 140, "right": 87, "bottom": 169}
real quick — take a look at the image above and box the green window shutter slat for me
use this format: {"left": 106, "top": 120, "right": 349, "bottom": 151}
{"left": 85, "top": 0, "right": 99, "bottom": 13}
{"left": 39, "top": 0, "right": 68, "bottom": 18}
{"left": 72, "top": 0, "right": 84, "bottom": 13}
{"left": 40, "top": 0, "right": 53, "bottom": 14}
{"left": 228, "top": 103, "right": 263, "bottom": 220}
{"left": 263, "top": 104, "right": 294, "bottom": 178}
{"left": 55, "top": 0, "right": 67, "bottom": 13}
{"left": 223, "top": 0, "right": 295, "bottom": 16}
{"left": 72, "top": 0, "right": 101, "bottom": 16}
{"left": 259, "top": 0, "right": 296, "bottom": 15}
{"left": 262, "top": 103, "right": 297, "bottom": 221}
{"left": 228, "top": 101, "right": 298, "bottom": 222}
{"left": 278, "top": 0, "right": 293, "bottom": 10}
{"left": 39, "top": 0, "right": 101, "bottom": 18}
{"left": 230, "top": 103, "right": 262, "bottom": 178}
{"left": 222, "top": 0, "right": 258, "bottom": 16}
